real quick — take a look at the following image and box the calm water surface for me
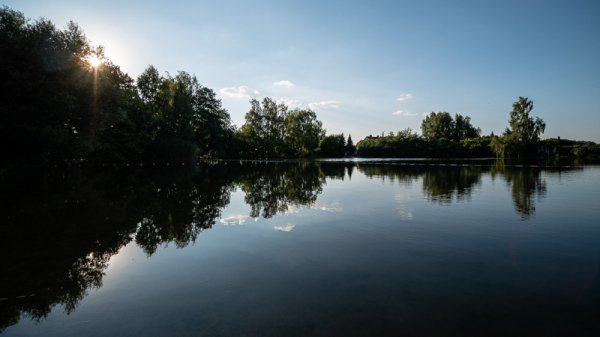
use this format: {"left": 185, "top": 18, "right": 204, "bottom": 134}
{"left": 1, "top": 161, "right": 599, "bottom": 336}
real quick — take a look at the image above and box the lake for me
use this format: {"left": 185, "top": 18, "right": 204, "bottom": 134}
{"left": 1, "top": 160, "right": 599, "bottom": 336}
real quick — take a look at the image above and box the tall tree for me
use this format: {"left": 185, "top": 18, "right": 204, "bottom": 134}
{"left": 346, "top": 134, "right": 356, "bottom": 156}
{"left": 421, "top": 112, "right": 455, "bottom": 140}
{"left": 508, "top": 97, "right": 545, "bottom": 146}
{"left": 492, "top": 97, "right": 545, "bottom": 158}
{"left": 137, "top": 65, "right": 162, "bottom": 115}
{"left": 238, "top": 98, "right": 287, "bottom": 157}
{"left": 136, "top": 68, "right": 235, "bottom": 159}
{"left": 192, "top": 86, "right": 234, "bottom": 156}
{"left": 421, "top": 112, "right": 479, "bottom": 141}
{"left": 453, "top": 114, "right": 480, "bottom": 140}
{"left": 0, "top": 7, "right": 147, "bottom": 163}
{"left": 319, "top": 134, "right": 346, "bottom": 157}
{"left": 283, "top": 109, "right": 324, "bottom": 157}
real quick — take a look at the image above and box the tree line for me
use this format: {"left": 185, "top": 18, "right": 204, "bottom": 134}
{"left": 0, "top": 7, "right": 345, "bottom": 164}
{"left": 2, "top": 7, "right": 598, "bottom": 164}
{"left": 356, "top": 98, "right": 548, "bottom": 158}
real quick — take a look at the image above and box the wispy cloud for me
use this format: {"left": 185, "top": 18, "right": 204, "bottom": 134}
{"left": 277, "top": 98, "right": 303, "bottom": 109}
{"left": 274, "top": 223, "right": 295, "bottom": 232}
{"left": 392, "top": 110, "right": 422, "bottom": 117}
{"left": 220, "top": 214, "right": 257, "bottom": 225}
{"left": 284, "top": 205, "right": 302, "bottom": 214}
{"left": 395, "top": 193, "right": 414, "bottom": 220}
{"left": 219, "top": 86, "right": 260, "bottom": 99}
{"left": 396, "top": 93, "right": 413, "bottom": 101}
{"left": 308, "top": 101, "right": 341, "bottom": 110}
{"left": 310, "top": 201, "right": 342, "bottom": 212}
{"left": 273, "top": 80, "right": 295, "bottom": 88}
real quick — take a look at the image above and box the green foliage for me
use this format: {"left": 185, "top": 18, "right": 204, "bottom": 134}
{"left": 491, "top": 97, "right": 546, "bottom": 158}
{"left": 238, "top": 98, "right": 324, "bottom": 158}
{"left": 138, "top": 68, "right": 235, "bottom": 159}
{"left": 571, "top": 142, "right": 600, "bottom": 160}
{"left": 319, "top": 134, "right": 346, "bottom": 157}
{"left": 454, "top": 114, "right": 480, "bottom": 140}
{"left": 509, "top": 97, "right": 546, "bottom": 146}
{"left": 421, "top": 112, "right": 454, "bottom": 140}
{"left": 421, "top": 112, "right": 480, "bottom": 141}
{"left": 238, "top": 98, "right": 287, "bottom": 158}
{"left": 0, "top": 7, "right": 236, "bottom": 164}
{"left": 284, "top": 109, "right": 324, "bottom": 157}
{"left": 356, "top": 128, "right": 492, "bottom": 158}
{"left": 489, "top": 135, "right": 505, "bottom": 158}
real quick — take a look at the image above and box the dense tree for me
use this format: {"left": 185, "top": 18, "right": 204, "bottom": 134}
{"left": 421, "top": 112, "right": 455, "bottom": 141}
{"left": 491, "top": 97, "right": 545, "bottom": 158}
{"left": 509, "top": 97, "right": 545, "bottom": 145}
{"left": 453, "top": 114, "right": 480, "bottom": 140}
{"left": 356, "top": 127, "right": 492, "bottom": 158}
{"left": 283, "top": 108, "right": 324, "bottom": 157}
{"left": 1, "top": 8, "right": 96, "bottom": 163}
{"left": 136, "top": 65, "right": 162, "bottom": 114}
{"left": 2, "top": 8, "right": 565, "bottom": 163}
{"left": 346, "top": 134, "right": 356, "bottom": 156}
{"left": 135, "top": 67, "right": 235, "bottom": 160}
{"left": 421, "top": 112, "right": 480, "bottom": 142}
{"left": 238, "top": 98, "right": 324, "bottom": 158}
{"left": 319, "top": 133, "right": 346, "bottom": 157}
{"left": 238, "top": 98, "right": 287, "bottom": 157}
{"left": 90, "top": 60, "right": 149, "bottom": 161}
{"left": 0, "top": 7, "right": 237, "bottom": 164}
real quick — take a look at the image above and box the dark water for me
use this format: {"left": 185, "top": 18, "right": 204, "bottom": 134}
{"left": 1, "top": 161, "right": 599, "bottom": 336}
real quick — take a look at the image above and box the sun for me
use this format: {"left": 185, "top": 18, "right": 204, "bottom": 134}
{"left": 87, "top": 55, "right": 102, "bottom": 68}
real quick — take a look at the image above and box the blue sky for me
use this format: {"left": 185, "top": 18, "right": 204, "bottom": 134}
{"left": 5, "top": 0, "right": 600, "bottom": 141}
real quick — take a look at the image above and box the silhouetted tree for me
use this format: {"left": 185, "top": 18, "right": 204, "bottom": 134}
{"left": 319, "top": 133, "right": 346, "bottom": 157}
{"left": 491, "top": 97, "right": 545, "bottom": 158}
{"left": 346, "top": 134, "right": 356, "bottom": 156}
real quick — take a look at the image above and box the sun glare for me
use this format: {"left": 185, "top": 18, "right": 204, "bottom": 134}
{"left": 87, "top": 55, "right": 102, "bottom": 68}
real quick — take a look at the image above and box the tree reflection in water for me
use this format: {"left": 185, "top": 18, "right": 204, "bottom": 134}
{"left": 491, "top": 161, "right": 548, "bottom": 219}
{"left": 0, "top": 161, "right": 580, "bottom": 330}
{"left": 357, "top": 161, "right": 575, "bottom": 217}
{"left": 0, "top": 162, "right": 327, "bottom": 329}
{"left": 421, "top": 166, "right": 483, "bottom": 203}
{"left": 237, "top": 162, "right": 325, "bottom": 218}
{"left": 358, "top": 164, "right": 483, "bottom": 203}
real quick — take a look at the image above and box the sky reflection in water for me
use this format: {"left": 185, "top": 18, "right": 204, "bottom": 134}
{"left": 2, "top": 162, "right": 599, "bottom": 336}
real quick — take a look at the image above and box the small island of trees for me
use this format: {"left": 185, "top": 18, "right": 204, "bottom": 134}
{"left": 1, "top": 7, "right": 598, "bottom": 166}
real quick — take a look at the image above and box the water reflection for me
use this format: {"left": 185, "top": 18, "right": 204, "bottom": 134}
{"left": 491, "top": 162, "right": 548, "bottom": 218}
{"left": 133, "top": 166, "right": 236, "bottom": 255}
{"left": 358, "top": 164, "right": 483, "bottom": 203}
{"left": 236, "top": 163, "right": 324, "bottom": 218}
{"left": 0, "top": 161, "right": 582, "bottom": 330}
{"left": 357, "top": 161, "right": 577, "bottom": 217}
{"left": 1, "top": 168, "right": 140, "bottom": 330}
{"left": 422, "top": 166, "right": 482, "bottom": 203}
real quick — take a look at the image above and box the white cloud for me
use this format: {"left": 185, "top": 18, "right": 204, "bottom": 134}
{"left": 392, "top": 110, "right": 420, "bottom": 117}
{"left": 219, "top": 86, "right": 260, "bottom": 99}
{"left": 395, "top": 193, "right": 414, "bottom": 220}
{"left": 284, "top": 205, "right": 302, "bottom": 214}
{"left": 277, "top": 98, "right": 303, "bottom": 109}
{"left": 310, "top": 201, "right": 342, "bottom": 212}
{"left": 308, "top": 101, "right": 341, "bottom": 110}
{"left": 396, "top": 93, "right": 413, "bottom": 101}
{"left": 273, "top": 80, "right": 295, "bottom": 88}
{"left": 220, "top": 214, "right": 256, "bottom": 225}
{"left": 274, "top": 223, "right": 295, "bottom": 232}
